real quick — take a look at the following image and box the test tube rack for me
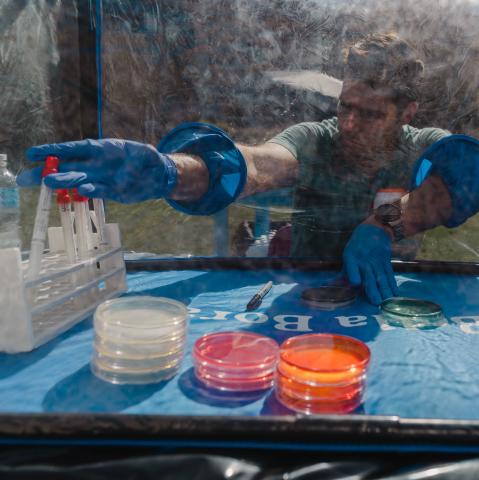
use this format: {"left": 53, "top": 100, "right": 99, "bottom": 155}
{"left": 0, "top": 223, "right": 127, "bottom": 353}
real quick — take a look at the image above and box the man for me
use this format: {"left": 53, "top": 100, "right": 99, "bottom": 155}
{"left": 17, "top": 33, "right": 479, "bottom": 304}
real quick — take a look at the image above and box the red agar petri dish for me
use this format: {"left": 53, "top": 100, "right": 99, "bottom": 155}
{"left": 193, "top": 332, "right": 279, "bottom": 391}
{"left": 275, "top": 333, "right": 370, "bottom": 414}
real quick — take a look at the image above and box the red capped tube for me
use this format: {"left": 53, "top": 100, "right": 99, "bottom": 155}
{"left": 56, "top": 188, "right": 71, "bottom": 205}
{"left": 42, "top": 156, "right": 59, "bottom": 177}
{"left": 72, "top": 188, "right": 88, "bottom": 203}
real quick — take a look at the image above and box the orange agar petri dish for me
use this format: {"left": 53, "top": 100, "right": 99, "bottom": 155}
{"left": 275, "top": 333, "right": 370, "bottom": 414}
{"left": 193, "top": 332, "right": 279, "bottom": 391}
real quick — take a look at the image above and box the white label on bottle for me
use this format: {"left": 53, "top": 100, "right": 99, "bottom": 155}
{"left": 0, "top": 188, "right": 20, "bottom": 208}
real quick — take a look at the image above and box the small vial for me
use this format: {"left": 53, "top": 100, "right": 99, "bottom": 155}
{"left": 93, "top": 199, "right": 108, "bottom": 247}
{"left": 57, "top": 189, "right": 77, "bottom": 264}
{"left": 28, "top": 156, "right": 59, "bottom": 279}
{"left": 73, "top": 188, "right": 97, "bottom": 304}
{"left": 73, "top": 189, "right": 92, "bottom": 260}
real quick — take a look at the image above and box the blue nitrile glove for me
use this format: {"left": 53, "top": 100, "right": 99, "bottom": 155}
{"left": 16, "top": 139, "right": 177, "bottom": 204}
{"left": 343, "top": 223, "right": 399, "bottom": 305}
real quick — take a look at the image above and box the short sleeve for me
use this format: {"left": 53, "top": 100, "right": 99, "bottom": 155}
{"left": 266, "top": 119, "right": 339, "bottom": 160}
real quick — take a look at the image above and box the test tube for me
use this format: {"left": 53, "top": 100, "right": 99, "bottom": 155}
{"left": 72, "top": 189, "right": 92, "bottom": 260}
{"left": 93, "top": 198, "right": 108, "bottom": 247}
{"left": 73, "top": 188, "right": 98, "bottom": 305}
{"left": 57, "top": 189, "right": 77, "bottom": 264}
{"left": 28, "top": 156, "right": 59, "bottom": 279}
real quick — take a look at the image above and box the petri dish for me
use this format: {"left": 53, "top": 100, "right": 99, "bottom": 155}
{"left": 380, "top": 297, "right": 445, "bottom": 329}
{"left": 275, "top": 382, "right": 363, "bottom": 414}
{"left": 93, "top": 296, "right": 188, "bottom": 342}
{"left": 91, "top": 358, "right": 181, "bottom": 384}
{"left": 278, "top": 334, "right": 370, "bottom": 386}
{"left": 275, "top": 368, "right": 364, "bottom": 401}
{"left": 94, "top": 332, "right": 186, "bottom": 358}
{"left": 92, "top": 348, "right": 183, "bottom": 372}
{"left": 275, "top": 333, "right": 370, "bottom": 414}
{"left": 193, "top": 332, "right": 279, "bottom": 391}
{"left": 195, "top": 364, "right": 275, "bottom": 391}
{"left": 301, "top": 286, "right": 357, "bottom": 310}
{"left": 91, "top": 296, "right": 188, "bottom": 384}
{"left": 93, "top": 336, "right": 185, "bottom": 361}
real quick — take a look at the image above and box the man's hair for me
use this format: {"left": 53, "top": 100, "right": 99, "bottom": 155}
{"left": 344, "top": 32, "right": 424, "bottom": 103}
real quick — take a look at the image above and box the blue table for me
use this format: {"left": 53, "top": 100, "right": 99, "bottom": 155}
{"left": 2, "top": 258, "right": 479, "bottom": 452}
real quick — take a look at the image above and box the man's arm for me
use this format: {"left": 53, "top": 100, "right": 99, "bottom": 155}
{"left": 18, "top": 125, "right": 298, "bottom": 207}
{"left": 168, "top": 142, "right": 298, "bottom": 201}
{"left": 366, "top": 173, "right": 453, "bottom": 238}
{"left": 239, "top": 142, "right": 299, "bottom": 198}
{"left": 344, "top": 173, "right": 454, "bottom": 305}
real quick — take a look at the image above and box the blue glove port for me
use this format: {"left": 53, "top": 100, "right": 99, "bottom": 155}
{"left": 411, "top": 134, "right": 479, "bottom": 228}
{"left": 158, "top": 122, "right": 247, "bottom": 216}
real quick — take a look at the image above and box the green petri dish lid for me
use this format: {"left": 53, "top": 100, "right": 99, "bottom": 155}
{"left": 380, "top": 297, "right": 442, "bottom": 318}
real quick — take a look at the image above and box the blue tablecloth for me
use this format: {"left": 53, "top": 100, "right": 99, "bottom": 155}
{"left": 1, "top": 268, "right": 479, "bottom": 419}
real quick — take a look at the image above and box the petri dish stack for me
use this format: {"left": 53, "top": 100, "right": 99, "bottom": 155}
{"left": 91, "top": 296, "right": 188, "bottom": 384}
{"left": 380, "top": 297, "right": 445, "bottom": 329}
{"left": 193, "top": 332, "right": 279, "bottom": 391}
{"left": 275, "top": 334, "right": 370, "bottom": 414}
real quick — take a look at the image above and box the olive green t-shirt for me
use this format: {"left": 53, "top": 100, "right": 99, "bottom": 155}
{"left": 268, "top": 117, "right": 449, "bottom": 259}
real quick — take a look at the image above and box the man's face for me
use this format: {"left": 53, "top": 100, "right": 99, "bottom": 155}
{"left": 337, "top": 79, "right": 405, "bottom": 159}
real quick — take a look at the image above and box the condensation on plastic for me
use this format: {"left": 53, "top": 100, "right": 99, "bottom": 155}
{"left": 96, "top": 0, "right": 479, "bottom": 259}
{"left": 3, "top": 0, "right": 479, "bottom": 258}
{"left": 1, "top": 0, "right": 82, "bottom": 248}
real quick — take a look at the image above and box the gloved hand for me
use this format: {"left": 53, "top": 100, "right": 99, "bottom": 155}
{"left": 343, "top": 223, "right": 399, "bottom": 305}
{"left": 17, "top": 139, "right": 177, "bottom": 204}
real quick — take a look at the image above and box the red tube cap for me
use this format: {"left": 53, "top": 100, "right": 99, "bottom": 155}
{"left": 42, "top": 155, "right": 59, "bottom": 177}
{"left": 56, "top": 189, "right": 71, "bottom": 204}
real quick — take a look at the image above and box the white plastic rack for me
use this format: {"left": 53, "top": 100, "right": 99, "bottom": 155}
{"left": 0, "top": 222, "right": 126, "bottom": 353}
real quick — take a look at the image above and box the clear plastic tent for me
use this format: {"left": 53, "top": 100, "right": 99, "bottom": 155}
{"left": 3, "top": 0, "right": 479, "bottom": 474}
{"left": 2, "top": 0, "right": 479, "bottom": 259}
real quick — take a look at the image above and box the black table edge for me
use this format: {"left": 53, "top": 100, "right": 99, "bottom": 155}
{"left": 125, "top": 257, "right": 479, "bottom": 275}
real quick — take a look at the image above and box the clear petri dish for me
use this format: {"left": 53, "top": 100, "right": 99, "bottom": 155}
{"left": 92, "top": 348, "right": 184, "bottom": 371}
{"left": 93, "top": 296, "right": 188, "bottom": 342}
{"left": 94, "top": 332, "right": 186, "bottom": 359}
{"left": 193, "top": 332, "right": 279, "bottom": 391}
{"left": 301, "top": 285, "right": 357, "bottom": 310}
{"left": 91, "top": 358, "right": 181, "bottom": 385}
{"left": 94, "top": 335, "right": 186, "bottom": 360}
{"left": 380, "top": 297, "right": 446, "bottom": 329}
{"left": 91, "top": 296, "right": 188, "bottom": 384}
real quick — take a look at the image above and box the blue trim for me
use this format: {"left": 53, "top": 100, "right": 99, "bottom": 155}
{"left": 2, "top": 437, "right": 479, "bottom": 454}
{"left": 95, "top": 0, "right": 103, "bottom": 139}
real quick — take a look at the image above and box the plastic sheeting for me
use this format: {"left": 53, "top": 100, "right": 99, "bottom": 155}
{"left": 98, "top": 0, "right": 479, "bottom": 258}
{"left": 2, "top": 0, "right": 479, "bottom": 257}
{"left": 2, "top": 451, "right": 479, "bottom": 479}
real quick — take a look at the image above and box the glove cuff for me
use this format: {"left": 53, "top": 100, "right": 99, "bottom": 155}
{"left": 161, "top": 153, "right": 178, "bottom": 197}
{"left": 157, "top": 122, "right": 247, "bottom": 215}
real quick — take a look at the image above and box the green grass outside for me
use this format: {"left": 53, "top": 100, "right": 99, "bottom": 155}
{"left": 19, "top": 187, "right": 479, "bottom": 261}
